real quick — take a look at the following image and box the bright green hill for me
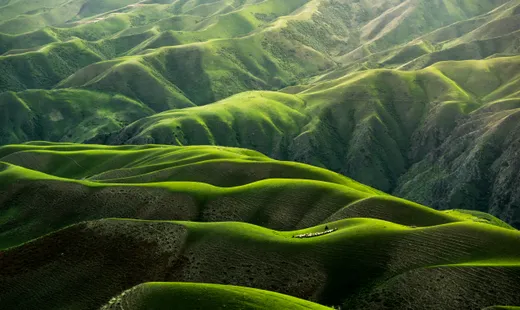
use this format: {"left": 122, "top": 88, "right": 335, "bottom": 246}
{"left": 90, "top": 91, "right": 307, "bottom": 155}
{"left": 2, "top": 2, "right": 520, "bottom": 310}
{"left": 1, "top": 218, "right": 519, "bottom": 309}
{"left": 1, "top": 142, "right": 512, "bottom": 250}
{"left": 91, "top": 56, "right": 520, "bottom": 227}
{"left": 101, "top": 282, "right": 331, "bottom": 310}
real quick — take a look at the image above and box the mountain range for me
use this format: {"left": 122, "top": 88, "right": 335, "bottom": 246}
{"left": 2, "top": 0, "right": 520, "bottom": 309}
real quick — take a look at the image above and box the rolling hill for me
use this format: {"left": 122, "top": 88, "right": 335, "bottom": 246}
{"left": 1, "top": 216, "right": 520, "bottom": 309}
{"left": 2, "top": 0, "right": 520, "bottom": 226}
{"left": 0, "top": 143, "right": 517, "bottom": 309}
{"left": 2, "top": 1, "right": 520, "bottom": 309}
{"left": 3, "top": 142, "right": 496, "bottom": 250}
{"left": 83, "top": 55, "right": 520, "bottom": 226}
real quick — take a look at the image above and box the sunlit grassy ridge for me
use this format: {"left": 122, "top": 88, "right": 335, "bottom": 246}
{"left": 101, "top": 282, "right": 331, "bottom": 310}
{"left": 1, "top": 1, "right": 520, "bottom": 309}
{"left": 1, "top": 142, "right": 513, "bottom": 251}
{"left": 1, "top": 217, "right": 519, "bottom": 309}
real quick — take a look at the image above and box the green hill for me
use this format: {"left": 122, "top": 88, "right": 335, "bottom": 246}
{"left": 2, "top": 142, "right": 490, "bottom": 250}
{"left": 2, "top": 1, "right": 520, "bottom": 308}
{"left": 316, "top": 0, "right": 520, "bottom": 76}
{"left": 0, "top": 144, "right": 516, "bottom": 309}
{"left": 0, "top": 89, "right": 153, "bottom": 145}
{"left": 1, "top": 217, "right": 519, "bottom": 309}
{"left": 4, "top": 54, "right": 520, "bottom": 227}
{"left": 85, "top": 56, "right": 520, "bottom": 226}
{"left": 101, "top": 282, "right": 331, "bottom": 310}
{"left": 3, "top": 0, "right": 518, "bottom": 103}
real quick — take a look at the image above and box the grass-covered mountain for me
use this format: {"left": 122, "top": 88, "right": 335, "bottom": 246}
{"left": 0, "top": 143, "right": 519, "bottom": 310}
{"left": 86, "top": 55, "right": 520, "bottom": 226}
{"left": 2, "top": 0, "right": 520, "bottom": 225}
{"left": 2, "top": 1, "right": 520, "bottom": 309}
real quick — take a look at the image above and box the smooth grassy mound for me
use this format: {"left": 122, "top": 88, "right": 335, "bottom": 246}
{"left": 90, "top": 91, "right": 308, "bottom": 157}
{"left": 101, "top": 282, "right": 331, "bottom": 310}
{"left": 0, "top": 142, "right": 511, "bottom": 250}
{"left": 1, "top": 218, "right": 520, "bottom": 309}
{"left": 0, "top": 142, "right": 377, "bottom": 248}
{"left": 0, "top": 143, "right": 370, "bottom": 189}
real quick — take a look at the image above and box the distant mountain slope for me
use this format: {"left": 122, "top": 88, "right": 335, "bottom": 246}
{"left": 318, "top": 0, "right": 520, "bottom": 77}
{"left": 2, "top": 0, "right": 517, "bottom": 104}
{"left": 0, "top": 89, "right": 154, "bottom": 145}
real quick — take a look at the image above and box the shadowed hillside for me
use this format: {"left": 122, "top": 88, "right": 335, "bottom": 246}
{"left": 0, "top": 89, "right": 154, "bottom": 145}
{"left": 1, "top": 218, "right": 519, "bottom": 309}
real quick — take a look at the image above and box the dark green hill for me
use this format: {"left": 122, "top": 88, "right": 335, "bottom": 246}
{"left": 0, "top": 39, "right": 102, "bottom": 92}
{"left": 1, "top": 218, "right": 519, "bottom": 309}
{"left": 0, "top": 89, "right": 153, "bottom": 145}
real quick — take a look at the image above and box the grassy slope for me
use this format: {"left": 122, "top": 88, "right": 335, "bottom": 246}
{"left": 2, "top": 0, "right": 514, "bottom": 106}
{"left": 321, "top": 0, "right": 520, "bottom": 76}
{"left": 0, "top": 39, "right": 103, "bottom": 92}
{"left": 56, "top": 31, "right": 334, "bottom": 105}
{"left": 0, "top": 142, "right": 512, "bottom": 250}
{"left": 0, "top": 0, "right": 336, "bottom": 100}
{"left": 98, "top": 57, "right": 516, "bottom": 182}
{"left": 0, "top": 89, "right": 153, "bottom": 145}
{"left": 93, "top": 55, "right": 520, "bottom": 226}
{"left": 336, "top": 0, "right": 516, "bottom": 63}
{"left": 101, "top": 282, "right": 331, "bottom": 310}
{"left": 1, "top": 218, "right": 519, "bottom": 309}
{"left": 91, "top": 91, "right": 308, "bottom": 157}
{"left": 1, "top": 2, "right": 520, "bottom": 309}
